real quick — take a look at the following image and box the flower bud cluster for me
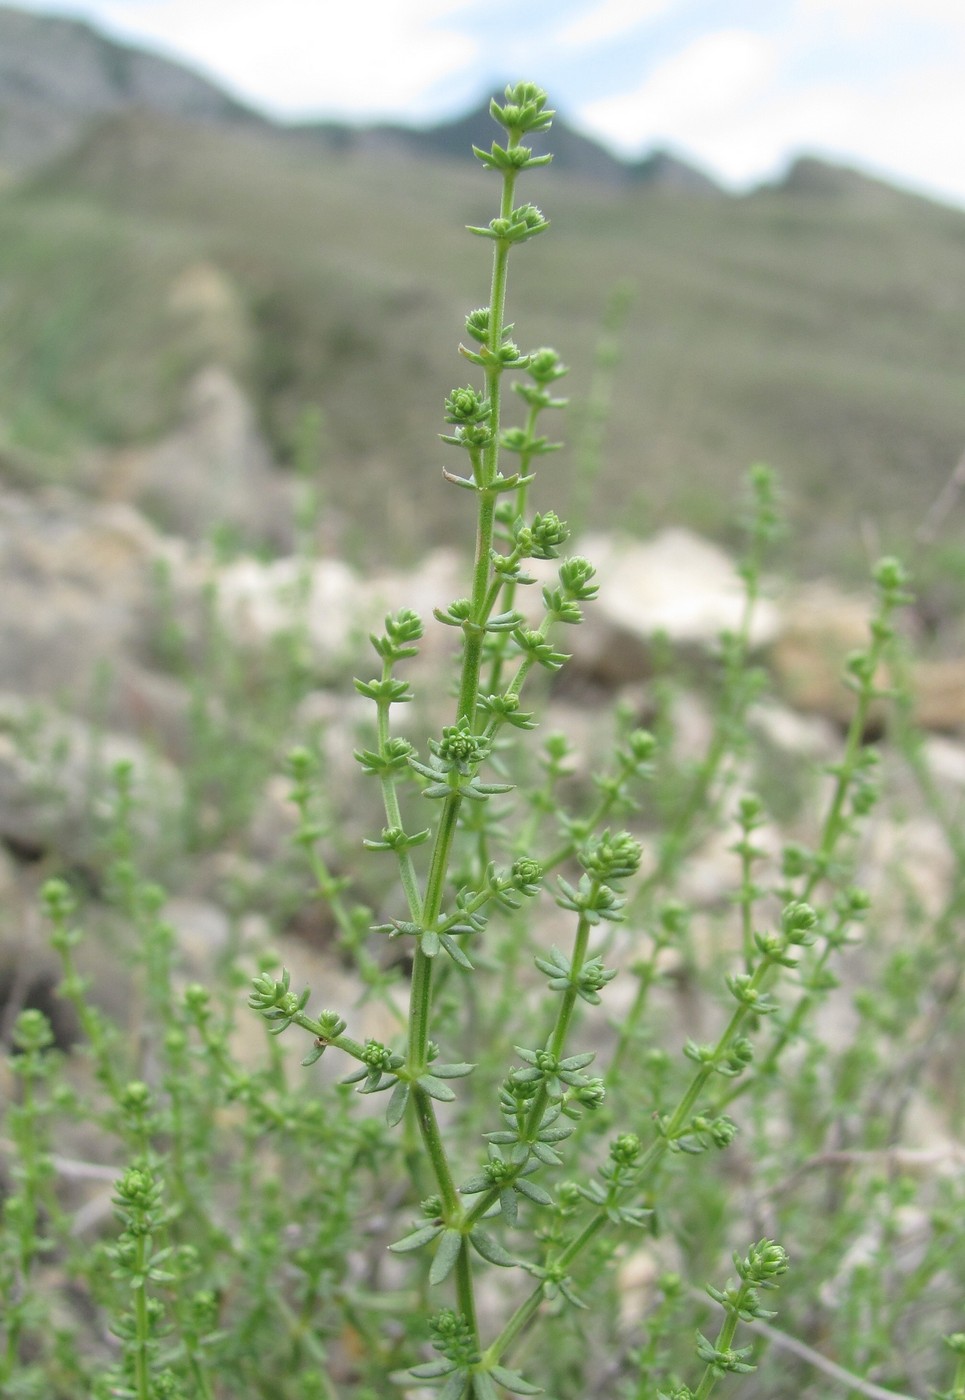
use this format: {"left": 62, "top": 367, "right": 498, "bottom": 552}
{"left": 429, "top": 1308, "right": 481, "bottom": 1367}
{"left": 513, "top": 510, "right": 568, "bottom": 560}
{"left": 370, "top": 608, "right": 424, "bottom": 663}
{"left": 469, "top": 203, "right": 549, "bottom": 245}
{"left": 490, "top": 82, "right": 554, "bottom": 137}
{"left": 434, "top": 721, "right": 493, "bottom": 775}
{"left": 11, "top": 1008, "right": 55, "bottom": 1055}
{"left": 515, "top": 347, "right": 569, "bottom": 411}
{"left": 248, "top": 967, "right": 310, "bottom": 1033}
{"left": 441, "top": 385, "right": 494, "bottom": 450}
{"left": 510, "top": 856, "right": 543, "bottom": 895}
{"left": 473, "top": 84, "right": 554, "bottom": 173}
{"left": 578, "top": 829, "right": 642, "bottom": 883}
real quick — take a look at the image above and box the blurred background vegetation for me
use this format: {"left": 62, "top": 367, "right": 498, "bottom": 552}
{"left": 1, "top": 3, "right": 964, "bottom": 585}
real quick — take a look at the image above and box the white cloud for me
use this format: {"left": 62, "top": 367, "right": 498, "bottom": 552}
{"left": 578, "top": 22, "right": 965, "bottom": 206}
{"left": 88, "top": 0, "right": 479, "bottom": 118}
{"left": 9, "top": 0, "right": 965, "bottom": 205}
{"left": 557, "top": 0, "right": 676, "bottom": 48}
{"left": 797, "top": 0, "right": 965, "bottom": 33}
{"left": 577, "top": 29, "right": 777, "bottom": 157}
{"left": 760, "top": 64, "right": 965, "bottom": 202}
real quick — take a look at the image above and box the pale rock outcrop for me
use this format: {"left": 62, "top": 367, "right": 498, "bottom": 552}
{"left": 0, "top": 486, "right": 193, "bottom": 753}
{"left": 0, "top": 693, "right": 184, "bottom": 868}
{"left": 767, "top": 581, "right": 879, "bottom": 727}
{"left": 94, "top": 365, "right": 294, "bottom": 548}
{"left": 769, "top": 581, "right": 965, "bottom": 733}
{"left": 568, "top": 528, "right": 781, "bottom": 684}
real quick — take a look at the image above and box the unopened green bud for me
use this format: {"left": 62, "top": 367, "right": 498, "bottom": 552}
{"left": 464, "top": 307, "right": 491, "bottom": 342}
{"left": 527, "top": 511, "right": 569, "bottom": 559}
{"left": 444, "top": 386, "right": 490, "bottom": 423}
{"left": 739, "top": 1238, "right": 789, "bottom": 1283}
{"left": 11, "top": 1009, "right": 55, "bottom": 1054}
{"left": 435, "top": 721, "right": 492, "bottom": 774}
{"left": 580, "top": 830, "right": 642, "bottom": 882}
{"left": 510, "top": 856, "right": 543, "bottom": 893}
{"left": 610, "top": 1133, "right": 641, "bottom": 1166}
{"left": 528, "top": 347, "right": 568, "bottom": 383}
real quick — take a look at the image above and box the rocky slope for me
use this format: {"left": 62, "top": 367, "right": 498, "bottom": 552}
{"left": 0, "top": 3, "right": 263, "bottom": 172}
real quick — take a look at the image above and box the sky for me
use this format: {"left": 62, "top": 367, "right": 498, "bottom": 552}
{"left": 11, "top": 0, "right": 965, "bottom": 207}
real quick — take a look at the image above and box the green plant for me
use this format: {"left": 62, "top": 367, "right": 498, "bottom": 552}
{"left": 243, "top": 86, "right": 951, "bottom": 1398}
{"left": 2, "top": 80, "right": 964, "bottom": 1400}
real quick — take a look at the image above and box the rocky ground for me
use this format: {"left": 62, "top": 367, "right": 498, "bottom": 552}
{"left": 2, "top": 384, "right": 965, "bottom": 1043}
{"left": 3, "top": 383, "right": 965, "bottom": 1397}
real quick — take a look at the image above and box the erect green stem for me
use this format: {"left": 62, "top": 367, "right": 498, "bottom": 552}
{"left": 376, "top": 694, "right": 422, "bottom": 922}
{"left": 691, "top": 1287, "right": 751, "bottom": 1400}
{"left": 455, "top": 160, "right": 519, "bottom": 730}
{"left": 408, "top": 791, "right": 462, "bottom": 1073}
{"left": 132, "top": 1231, "right": 151, "bottom": 1400}
{"left": 801, "top": 662, "right": 877, "bottom": 900}
{"left": 484, "top": 1287, "right": 548, "bottom": 1371}
{"left": 485, "top": 406, "right": 539, "bottom": 696}
{"left": 726, "top": 610, "right": 896, "bottom": 1102}
{"left": 488, "top": 951, "right": 782, "bottom": 1365}
{"left": 521, "top": 905, "right": 594, "bottom": 1141}
{"left": 548, "top": 915, "right": 592, "bottom": 1060}
{"left": 402, "top": 111, "right": 539, "bottom": 1374}
{"left": 455, "top": 607, "right": 490, "bottom": 733}
{"left": 406, "top": 944, "right": 437, "bottom": 1080}
{"left": 411, "top": 1077, "right": 479, "bottom": 1343}
{"left": 412, "top": 1086, "right": 459, "bottom": 1214}
{"left": 411, "top": 151, "right": 522, "bottom": 1069}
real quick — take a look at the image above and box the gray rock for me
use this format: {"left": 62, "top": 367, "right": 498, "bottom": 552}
{"left": 97, "top": 366, "right": 294, "bottom": 548}
{"left": 747, "top": 699, "right": 839, "bottom": 759}
{"left": 569, "top": 529, "right": 780, "bottom": 684}
{"left": 0, "top": 693, "right": 184, "bottom": 869}
{"left": 0, "top": 486, "right": 159, "bottom": 694}
{"left": 212, "top": 553, "right": 359, "bottom": 668}
{"left": 0, "top": 485, "right": 195, "bottom": 754}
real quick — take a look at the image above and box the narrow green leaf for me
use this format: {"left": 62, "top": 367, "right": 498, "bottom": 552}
{"left": 430, "top": 1061, "right": 476, "bottom": 1078}
{"left": 515, "top": 1178, "right": 553, "bottom": 1206}
{"left": 530, "top": 1141, "right": 563, "bottom": 1166}
{"left": 472, "top": 1373, "right": 500, "bottom": 1400}
{"left": 420, "top": 929, "right": 441, "bottom": 957}
{"left": 358, "top": 1073, "right": 398, "bottom": 1094}
{"left": 429, "top": 1229, "right": 464, "bottom": 1286}
{"left": 388, "top": 1222, "right": 444, "bottom": 1254}
{"left": 408, "top": 1358, "right": 458, "bottom": 1379}
{"left": 490, "top": 1365, "right": 544, "bottom": 1394}
{"left": 439, "top": 1373, "right": 471, "bottom": 1400}
{"left": 468, "top": 1228, "right": 518, "bottom": 1267}
{"left": 385, "top": 1079, "right": 410, "bottom": 1126}
{"left": 536, "top": 1126, "right": 574, "bottom": 1143}
{"left": 440, "top": 934, "right": 475, "bottom": 970}
{"left": 418, "top": 1074, "right": 457, "bottom": 1102}
{"left": 458, "top": 1173, "right": 491, "bottom": 1194}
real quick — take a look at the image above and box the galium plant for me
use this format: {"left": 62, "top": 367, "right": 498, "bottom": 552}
{"left": 245, "top": 84, "right": 950, "bottom": 1398}
{"left": 2, "top": 80, "right": 964, "bottom": 1400}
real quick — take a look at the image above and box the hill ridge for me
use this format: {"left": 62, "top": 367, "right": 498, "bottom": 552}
{"left": 0, "top": 2, "right": 944, "bottom": 208}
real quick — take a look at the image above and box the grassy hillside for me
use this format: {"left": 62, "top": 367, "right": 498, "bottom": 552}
{"left": 2, "top": 109, "right": 964, "bottom": 577}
